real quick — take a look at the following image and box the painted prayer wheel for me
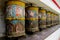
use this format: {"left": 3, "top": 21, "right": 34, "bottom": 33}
{"left": 53, "top": 14, "right": 55, "bottom": 25}
{"left": 39, "top": 9, "right": 47, "bottom": 29}
{"left": 51, "top": 13, "right": 54, "bottom": 26}
{"left": 56, "top": 14, "right": 59, "bottom": 25}
{"left": 54, "top": 14, "right": 56, "bottom": 25}
{"left": 25, "top": 6, "right": 39, "bottom": 32}
{"left": 55, "top": 14, "right": 59, "bottom": 25}
{"left": 6, "top": 1, "right": 25, "bottom": 37}
{"left": 46, "top": 11, "right": 52, "bottom": 27}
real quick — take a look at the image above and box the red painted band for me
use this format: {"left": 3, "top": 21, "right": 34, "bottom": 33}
{"left": 52, "top": 0, "right": 60, "bottom": 9}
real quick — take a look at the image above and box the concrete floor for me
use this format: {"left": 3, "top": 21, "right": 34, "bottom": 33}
{"left": 45, "top": 28, "right": 60, "bottom": 40}
{"left": 18, "top": 25, "right": 60, "bottom": 40}
{"left": 1, "top": 25, "right": 60, "bottom": 40}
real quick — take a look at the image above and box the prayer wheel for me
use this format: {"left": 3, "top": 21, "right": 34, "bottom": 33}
{"left": 25, "top": 6, "right": 39, "bottom": 32}
{"left": 6, "top": 1, "right": 25, "bottom": 37}
{"left": 39, "top": 9, "right": 47, "bottom": 29}
{"left": 46, "top": 11, "right": 52, "bottom": 27}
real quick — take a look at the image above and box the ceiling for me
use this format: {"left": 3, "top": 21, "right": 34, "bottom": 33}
{"left": 20, "top": 0, "right": 60, "bottom": 14}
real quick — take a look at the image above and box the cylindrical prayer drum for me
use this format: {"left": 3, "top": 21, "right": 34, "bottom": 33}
{"left": 53, "top": 14, "right": 55, "bottom": 25}
{"left": 54, "top": 14, "right": 56, "bottom": 25}
{"left": 55, "top": 14, "right": 57, "bottom": 25}
{"left": 46, "top": 11, "right": 51, "bottom": 27}
{"left": 39, "top": 9, "right": 47, "bottom": 29}
{"left": 50, "top": 12, "right": 52, "bottom": 26}
{"left": 55, "top": 14, "right": 59, "bottom": 25}
{"left": 51, "top": 13, "right": 54, "bottom": 26}
{"left": 25, "top": 6, "right": 39, "bottom": 32}
{"left": 56, "top": 14, "right": 59, "bottom": 25}
{"left": 6, "top": 1, "right": 25, "bottom": 37}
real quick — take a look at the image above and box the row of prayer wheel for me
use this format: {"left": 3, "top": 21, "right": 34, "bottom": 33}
{"left": 0, "top": 0, "right": 59, "bottom": 38}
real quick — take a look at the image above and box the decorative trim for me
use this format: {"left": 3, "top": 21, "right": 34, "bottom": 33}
{"left": 52, "top": 0, "right": 60, "bottom": 9}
